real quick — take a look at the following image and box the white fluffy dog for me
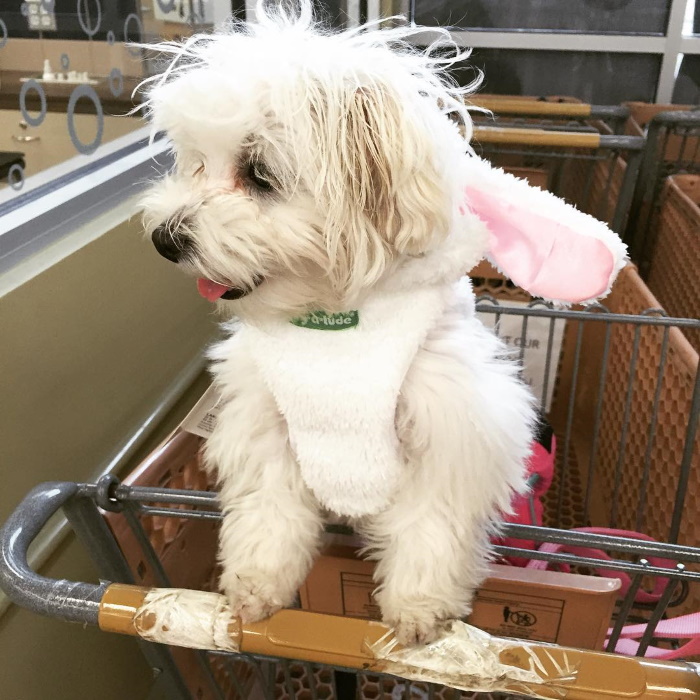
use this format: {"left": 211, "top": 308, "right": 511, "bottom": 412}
{"left": 141, "top": 1, "right": 626, "bottom": 644}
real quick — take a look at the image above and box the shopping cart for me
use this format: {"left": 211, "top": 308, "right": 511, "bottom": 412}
{"left": 2, "top": 263, "right": 699, "bottom": 699}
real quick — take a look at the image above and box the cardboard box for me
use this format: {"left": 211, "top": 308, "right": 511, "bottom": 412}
{"left": 299, "top": 546, "right": 620, "bottom": 651}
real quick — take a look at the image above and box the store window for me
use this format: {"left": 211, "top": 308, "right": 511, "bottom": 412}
{"left": 462, "top": 49, "right": 661, "bottom": 103}
{"left": 0, "top": 0, "right": 358, "bottom": 280}
{"left": 414, "top": 0, "right": 673, "bottom": 35}
{"left": 675, "top": 3, "right": 700, "bottom": 102}
{"left": 0, "top": 0, "right": 360, "bottom": 203}
{"left": 410, "top": 0, "right": 700, "bottom": 105}
{"left": 0, "top": 2, "right": 247, "bottom": 197}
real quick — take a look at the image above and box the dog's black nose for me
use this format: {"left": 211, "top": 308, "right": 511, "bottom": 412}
{"left": 151, "top": 223, "right": 191, "bottom": 263}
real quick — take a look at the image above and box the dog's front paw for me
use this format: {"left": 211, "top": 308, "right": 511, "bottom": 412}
{"left": 386, "top": 609, "right": 449, "bottom": 647}
{"left": 223, "top": 573, "right": 289, "bottom": 623}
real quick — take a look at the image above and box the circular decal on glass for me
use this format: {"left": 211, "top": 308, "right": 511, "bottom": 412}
{"left": 106, "top": 29, "right": 115, "bottom": 46}
{"left": 124, "top": 13, "right": 144, "bottom": 56}
{"left": 9, "top": 163, "right": 25, "bottom": 191}
{"left": 20, "top": 80, "right": 47, "bottom": 127}
{"left": 109, "top": 68, "right": 123, "bottom": 97}
{"left": 77, "top": 0, "right": 102, "bottom": 38}
{"left": 61, "top": 53, "right": 70, "bottom": 70}
{"left": 156, "top": 0, "right": 175, "bottom": 12}
{"left": 67, "top": 84, "right": 104, "bottom": 155}
{"left": 21, "top": 3, "right": 30, "bottom": 17}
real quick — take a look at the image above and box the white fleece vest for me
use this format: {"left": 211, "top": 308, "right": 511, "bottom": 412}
{"left": 243, "top": 224, "right": 487, "bottom": 518}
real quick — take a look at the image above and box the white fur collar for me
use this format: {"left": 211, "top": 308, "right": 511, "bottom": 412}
{"left": 380, "top": 213, "right": 489, "bottom": 293}
{"left": 240, "top": 221, "right": 483, "bottom": 517}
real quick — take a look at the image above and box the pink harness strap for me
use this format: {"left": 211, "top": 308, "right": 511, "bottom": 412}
{"left": 526, "top": 527, "right": 698, "bottom": 660}
{"left": 608, "top": 614, "right": 700, "bottom": 659}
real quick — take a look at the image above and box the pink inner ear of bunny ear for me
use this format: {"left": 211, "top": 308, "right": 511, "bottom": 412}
{"left": 465, "top": 186, "right": 615, "bottom": 303}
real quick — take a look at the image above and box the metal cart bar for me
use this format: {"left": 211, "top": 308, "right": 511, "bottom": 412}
{"left": 473, "top": 126, "right": 602, "bottom": 148}
{"left": 0, "top": 481, "right": 106, "bottom": 625}
{"left": 475, "top": 302, "right": 700, "bottom": 327}
{"left": 473, "top": 128, "right": 646, "bottom": 152}
{"left": 469, "top": 99, "right": 629, "bottom": 122}
{"left": 109, "top": 482, "right": 700, "bottom": 568}
{"left": 0, "top": 482, "right": 202, "bottom": 700}
{"left": 640, "top": 111, "right": 700, "bottom": 128}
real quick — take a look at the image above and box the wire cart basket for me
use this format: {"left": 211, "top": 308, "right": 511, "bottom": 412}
{"left": 2, "top": 117, "right": 700, "bottom": 700}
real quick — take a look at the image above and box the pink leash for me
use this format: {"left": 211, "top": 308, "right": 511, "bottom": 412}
{"left": 526, "top": 527, "right": 700, "bottom": 660}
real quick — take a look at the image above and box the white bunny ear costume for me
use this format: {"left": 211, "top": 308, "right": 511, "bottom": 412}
{"left": 241, "top": 158, "right": 628, "bottom": 518}
{"left": 463, "top": 157, "right": 628, "bottom": 305}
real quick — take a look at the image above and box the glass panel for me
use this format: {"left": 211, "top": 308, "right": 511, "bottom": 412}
{"left": 674, "top": 55, "right": 700, "bottom": 103}
{"left": 413, "top": 0, "right": 672, "bottom": 35}
{"left": 0, "top": 0, "right": 198, "bottom": 198}
{"left": 682, "top": 0, "right": 699, "bottom": 35}
{"left": 453, "top": 49, "right": 660, "bottom": 103}
{"left": 7, "top": 0, "right": 139, "bottom": 41}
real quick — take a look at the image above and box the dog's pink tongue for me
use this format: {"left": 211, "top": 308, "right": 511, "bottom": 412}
{"left": 197, "top": 278, "right": 229, "bottom": 302}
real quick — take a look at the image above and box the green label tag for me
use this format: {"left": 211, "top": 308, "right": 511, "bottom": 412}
{"left": 291, "top": 310, "right": 359, "bottom": 331}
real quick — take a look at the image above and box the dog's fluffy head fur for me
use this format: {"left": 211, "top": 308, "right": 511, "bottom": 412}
{"left": 140, "top": 2, "right": 480, "bottom": 316}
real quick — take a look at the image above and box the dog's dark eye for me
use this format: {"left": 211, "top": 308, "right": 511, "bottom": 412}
{"left": 246, "top": 160, "right": 274, "bottom": 192}
{"left": 193, "top": 162, "right": 205, "bottom": 177}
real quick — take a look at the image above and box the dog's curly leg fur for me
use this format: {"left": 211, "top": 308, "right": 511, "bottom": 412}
{"left": 360, "top": 309, "right": 534, "bottom": 645}
{"left": 206, "top": 342, "right": 324, "bottom": 623}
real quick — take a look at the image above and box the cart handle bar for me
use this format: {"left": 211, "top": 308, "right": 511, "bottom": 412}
{"left": 0, "top": 481, "right": 107, "bottom": 625}
{"left": 470, "top": 97, "right": 596, "bottom": 118}
{"left": 468, "top": 99, "right": 631, "bottom": 121}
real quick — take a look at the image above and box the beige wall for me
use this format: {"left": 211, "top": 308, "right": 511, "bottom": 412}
{"left": 0, "top": 215, "right": 219, "bottom": 698}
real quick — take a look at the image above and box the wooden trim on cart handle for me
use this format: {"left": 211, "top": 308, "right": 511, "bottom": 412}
{"left": 98, "top": 584, "right": 700, "bottom": 699}
{"left": 472, "top": 125, "right": 601, "bottom": 148}
{"left": 469, "top": 98, "right": 593, "bottom": 118}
